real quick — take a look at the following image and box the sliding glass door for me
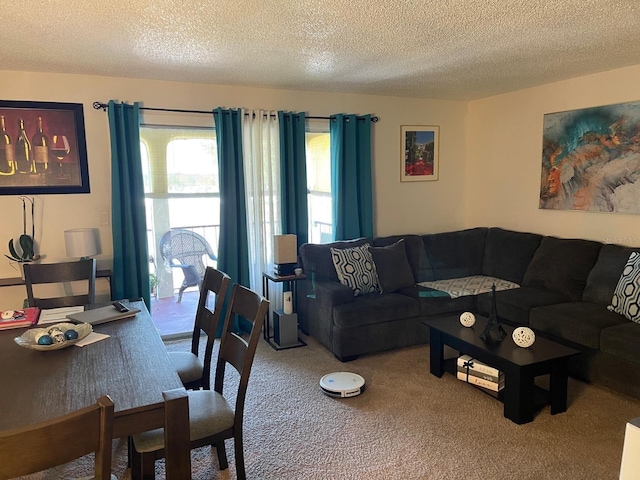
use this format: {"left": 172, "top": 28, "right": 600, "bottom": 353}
{"left": 140, "top": 125, "right": 220, "bottom": 337}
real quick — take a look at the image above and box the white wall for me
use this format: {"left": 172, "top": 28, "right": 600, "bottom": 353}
{"left": 465, "top": 64, "right": 640, "bottom": 245}
{"left": 0, "top": 70, "right": 468, "bottom": 306}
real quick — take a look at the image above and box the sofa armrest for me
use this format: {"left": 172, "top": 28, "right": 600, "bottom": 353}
{"left": 304, "top": 280, "right": 353, "bottom": 352}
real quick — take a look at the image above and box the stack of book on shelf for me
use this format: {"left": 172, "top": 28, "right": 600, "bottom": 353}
{"left": 456, "top": 354, "right": 504, "bottom": 392}
{"left": 0, "top": 307, "right": 40, "bottom": 330}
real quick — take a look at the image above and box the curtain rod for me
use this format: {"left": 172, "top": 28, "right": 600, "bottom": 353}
{"left": 92, "top": 102, "right": 379, "bottom": 122}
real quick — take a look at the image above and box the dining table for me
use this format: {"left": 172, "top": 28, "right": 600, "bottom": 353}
{"left": 0, "top": 299, "right": 190, "bottom": 478}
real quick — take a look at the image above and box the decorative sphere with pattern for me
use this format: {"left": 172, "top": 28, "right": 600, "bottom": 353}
{"left": 459, "top": 311, "right": 476, "bottom": 327}
{"left": 512, "top": 327, "right": 535, "bottom": 348}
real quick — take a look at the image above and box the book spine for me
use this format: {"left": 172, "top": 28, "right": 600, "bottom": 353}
{"left": 457, "top": 371, "right": 504, "bottom": 392}
{"left": 456, "top": 365, "right": 504, "bottom": 383}
{"left": 457, "top": 354, "right": 500, "bottom": 377}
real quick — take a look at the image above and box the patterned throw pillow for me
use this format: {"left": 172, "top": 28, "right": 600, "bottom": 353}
{"left": 331, "top": 244, "right": 379, "bottom": 296}
{"left": 608, "top": 251, "right": 640, "bottom": 323}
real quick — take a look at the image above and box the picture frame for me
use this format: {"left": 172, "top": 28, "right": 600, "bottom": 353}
{"left": 400, "top": 125, "right": 439, "bottom": 182}
{"left": 0, "top": 100, "right": 89, "bottom": 195}
{"left": 540, "top": 100, "right": 640, "bottom": 214}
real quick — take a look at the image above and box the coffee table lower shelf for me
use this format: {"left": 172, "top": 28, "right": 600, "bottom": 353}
{"left": 442, "top": 357, "right": 549, "bottom": 411}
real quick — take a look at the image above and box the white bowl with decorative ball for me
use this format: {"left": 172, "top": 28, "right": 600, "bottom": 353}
{"left": 459, "top": 312, "right": 476, "bottom": 327}
{"left": 512, "top": 326, "right": 536, "bottom": 348}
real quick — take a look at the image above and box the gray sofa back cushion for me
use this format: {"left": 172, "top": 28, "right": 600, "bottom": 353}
{"left": 373, "top": 234, "right": 435, "bottom": 282}
{"left": 583, "top": 244, "right": 639, "bottom": 305}
{"left": 299, "top": 238, "right": 372, "bottom": 282}
{"left": 422, "top": 227, "right": 488, "bottom": 280}
{"left": 522, "top": 236, "right": 602, "bottom": 301}
{"left": 482, "top": 228, "right": 543, "bottom": 284}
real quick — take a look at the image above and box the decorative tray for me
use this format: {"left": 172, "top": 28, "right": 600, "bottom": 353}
{"left": 14, "top": 322, "right": 93, "bottom": 351}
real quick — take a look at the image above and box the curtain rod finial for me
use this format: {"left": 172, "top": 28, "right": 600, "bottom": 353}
{"left": 93, "top": 102, "right": 107, "bottom": 111}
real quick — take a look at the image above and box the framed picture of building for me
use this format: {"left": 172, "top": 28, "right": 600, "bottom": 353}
{"left": 0, "top": 100, "right": 89, "bottom": 195}
{"left": 400, "top": 125, "right": 439, "bottom": 182}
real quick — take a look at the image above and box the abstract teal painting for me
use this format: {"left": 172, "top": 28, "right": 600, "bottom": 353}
{"left": 540, "top": 101, "right": 640, "bottom": 213}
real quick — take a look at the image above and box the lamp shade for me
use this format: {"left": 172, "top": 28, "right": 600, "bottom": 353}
{"left": 64, "top": 228, "right": 99, "bottom": 259}
{"left": 274, "top": 234, "right": 297, "bottom": 264}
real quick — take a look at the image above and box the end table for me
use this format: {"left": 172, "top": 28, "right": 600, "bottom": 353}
{"left": 262, "top": 272, "right": 307, "bottom": 350}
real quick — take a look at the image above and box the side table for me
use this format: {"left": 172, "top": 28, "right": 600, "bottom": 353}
{"left": 262, "top": 272, "right": 307, "bottom": 350}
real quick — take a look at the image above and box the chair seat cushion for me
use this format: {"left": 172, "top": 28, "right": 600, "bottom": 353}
{"left": 168, "top": 351, "right": 203, "bottom": 384}
{"left": 133, "top": 390, "right": 234, "bottom": 453}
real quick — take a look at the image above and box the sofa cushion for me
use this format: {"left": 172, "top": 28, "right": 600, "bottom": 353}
{"left": 331, "top": 244, "right": 379, "bottom": 296}
{"left": 477, "top": 286, "right": 569, "bottom": 326}
{"left": 418, "top": 275, "right": 519, "bottom": 298}
{"left": 530, "top": 302, "right": 627, "bottom": 349}
{"left": 522, "top": 236, "right": 602, "bottom": 301}
{"left": 369, "top": 240, "right": 415, "bottom": 293}
{"left": 482, "top": 228, "right": 542, "bottom": 284}
{"left": 373, "top": 234, "right": 435, "bottom": 282}
{"left": 332, "top": 292, "right": 420, "bottom": 328}
{"left": 400, "top": 285, "right": 477, "bottom": 316}
{"left": 583, "top": 244, "right": 639, "bottom": 305}
{"left": 422, "top": 228, "right": 488, "bottom": 280}
{"left": 607, "top": 251, "right": 640, "bottom": 323}
{"left": 300, "top": 238, "right": 371, "bottom": 282}
{"left": 601, "top": 322, "right": 640, "bottom": 365}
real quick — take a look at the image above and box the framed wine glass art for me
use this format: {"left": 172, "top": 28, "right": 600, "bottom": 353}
{"left": 0, "top": 100, "right": 89, "bottom": 195}
{"left": 400, "top": 125, "right": 439, "bottom": 182}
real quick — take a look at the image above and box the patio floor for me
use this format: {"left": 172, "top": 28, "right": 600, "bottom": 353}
{"left": 150, "top": 288, "right": 199, "bottom": 338}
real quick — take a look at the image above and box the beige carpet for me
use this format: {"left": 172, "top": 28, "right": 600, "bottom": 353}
{"left": 19, "top": 335, "right": 640, "bottom": 479}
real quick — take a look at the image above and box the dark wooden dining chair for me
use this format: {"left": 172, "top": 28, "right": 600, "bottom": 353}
{"left": 0, "top": 395, "right": 114, "bottom": 480}
{"left": 168, "top": 266, "right": 231, "bottom": 390}
{"left": 130, "top": 283, "right": 270, "bottom": 480}
{"left": 23, "top": 258, "right": 97, "bottom": 308}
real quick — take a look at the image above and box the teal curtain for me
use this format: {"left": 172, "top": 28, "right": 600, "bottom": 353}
{"left": 278, "top": 111, "right": 308, "bottom": 247}
{"left": 213, "top": 108, "right": 249, "bottom": 332}
{"left": 107, "top": 101, "right": 150, "bottom": 308}
{"left": 330, "top": 114, "right": 373, "bottom": 241}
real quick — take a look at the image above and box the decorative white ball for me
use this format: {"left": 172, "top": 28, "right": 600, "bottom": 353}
{"left": 512, "top": 327, "right": 536, "bottom": 348}
{"left": 459, "top": 312, "right": 476, "bottom": 327}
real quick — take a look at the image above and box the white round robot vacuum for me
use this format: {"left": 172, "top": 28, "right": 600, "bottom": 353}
{"left": 319, "top": 372, "right": 365, "bottom": 398}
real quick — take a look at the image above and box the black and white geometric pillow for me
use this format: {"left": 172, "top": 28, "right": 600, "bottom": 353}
{"left": 608, "top": 251, "right": 640, "bottom": 323}
{"left": 331, "top": 244, "right": 379, "bottom": 296}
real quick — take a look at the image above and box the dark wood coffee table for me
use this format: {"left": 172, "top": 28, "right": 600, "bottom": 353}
{"left": 423, "top": 315, "right": 580, "bottom": 424}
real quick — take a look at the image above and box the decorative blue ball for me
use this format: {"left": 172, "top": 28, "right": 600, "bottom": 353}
{"left": 37, "top": 334, "right": 54, "bottom": 345}
{"left": 64, "top": 329, "right": 79, "bottom": 340}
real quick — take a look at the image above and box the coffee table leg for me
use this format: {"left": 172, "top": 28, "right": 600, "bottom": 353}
{"left": 503, "top": 367, "right": 535, "bottom": 424}
{"left": 549, "top": 358, "right": 569, "bottom": 414}
{"left": 429, "top": 328, "right": 444, "bottom": 377}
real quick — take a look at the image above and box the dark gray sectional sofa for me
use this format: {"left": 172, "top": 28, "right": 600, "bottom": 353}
{"left": 298, "top": 227, "right": 640, "bottom": 399}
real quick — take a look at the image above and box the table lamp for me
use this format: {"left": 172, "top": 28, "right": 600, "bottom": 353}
{"left": 64, "top": 228, "right": 99, "bottom": 260}
{"left": 273, "top": 234, "right": 298, "bottom": 276}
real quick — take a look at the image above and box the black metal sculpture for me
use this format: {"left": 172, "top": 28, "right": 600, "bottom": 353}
{"left": 480, "top": 284, "right": 506, "bottom": 343}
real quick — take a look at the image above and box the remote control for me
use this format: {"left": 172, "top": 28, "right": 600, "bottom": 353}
{"left": 112, "top": 301, "right": 129, "bottom": 313}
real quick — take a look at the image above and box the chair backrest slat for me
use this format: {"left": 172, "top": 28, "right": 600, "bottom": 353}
{"left": 214, "top": 284, "right": 269, "bottom": 416}
{"left": 189, "top": 267, "right": 230, "bottom": 390}
{"left": 0, "top": 395, "right": 114, "bottom": 479}
{"left": 23, "top": 259, "right": 97, "bottom": 309}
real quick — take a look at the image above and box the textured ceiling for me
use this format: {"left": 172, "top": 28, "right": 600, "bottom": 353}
{"left": 3, "top": 0, "right": 640, "bottom": 100}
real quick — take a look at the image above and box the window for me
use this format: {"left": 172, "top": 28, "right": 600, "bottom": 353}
{"left": 306, "top": 121, "right": 332, "bottom": 243}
